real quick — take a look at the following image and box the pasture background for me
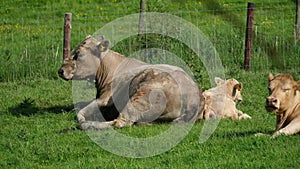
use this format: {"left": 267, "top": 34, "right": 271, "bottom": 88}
{"left": 0, "top": 0, "right": 300, "bottom": 168}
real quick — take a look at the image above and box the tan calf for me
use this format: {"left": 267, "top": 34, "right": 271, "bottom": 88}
{"left": 201, "top": 77, "right": 251, "bottom": 120}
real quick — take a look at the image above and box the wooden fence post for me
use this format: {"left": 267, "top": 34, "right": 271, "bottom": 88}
{"left": 138, "top": 0, "right": 146, "bottom": 41}
{"left": 295, "top": 0, "right": 300, "bottom": 44}
{"left": 63, "top": 13, "right": 72, "bottom": 60}
{"left": 243, "top": 3, "right": 254, "bottom": 71}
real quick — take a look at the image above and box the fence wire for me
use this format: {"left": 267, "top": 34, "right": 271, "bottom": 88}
{"left": 0, "top": 0, "right": 299, "bottom": 82}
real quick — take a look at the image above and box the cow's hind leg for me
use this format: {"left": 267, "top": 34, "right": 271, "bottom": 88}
{"left": 171, "top": 104, "right": 197, "bottom": 123}
{"left": 171, "top": 101, "right": 200, "bottom": 123}
{"left": 113, "top": 88, "right": 166, "bottom": 128}
{"left": 77, "top": 98, "right": 113, "bottom": 122}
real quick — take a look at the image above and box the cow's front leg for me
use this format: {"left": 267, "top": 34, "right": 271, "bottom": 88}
{"left": 113, "top": 89, "right": 166, "bottom": 128}
{"left": 272, "top": 120, "right": 300, "bottom": 138}
{"left": 76, "top": 97, "right": 111, "bottom": 123}
{"left": 77, "top": 100, "right": 99, "bottom": 123}
{"left": 77, "top": 98, "right": 117, "bottom": 130}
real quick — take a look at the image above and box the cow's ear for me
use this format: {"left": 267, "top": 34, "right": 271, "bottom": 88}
{"left": 95, "top": 35, "right": 104, "bottom": 42}
{"left": 99, "top": 40, "right": 110, "bottom": 52}
{"left": 232, "top": 83, "right": 242, "bottom": 97}
{"left": 85, "top": 35, "right": 92, "bottom": 39}
{"left": 268, "top": 73, "right": 274, "bottom": 81}
{"left": 215, "top": 77, "right": 225, "bottom": 86}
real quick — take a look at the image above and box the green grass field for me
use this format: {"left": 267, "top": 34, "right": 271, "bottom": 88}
{"left": 1, "top": 0, "right": 300, "bottom": 168}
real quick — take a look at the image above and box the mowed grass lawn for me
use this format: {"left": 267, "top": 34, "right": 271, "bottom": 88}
{"left": 1, "top": 0, "right": 300, "bottom": 168}
{"left": 0, "top": 72, "right": 299, "bottom": 168}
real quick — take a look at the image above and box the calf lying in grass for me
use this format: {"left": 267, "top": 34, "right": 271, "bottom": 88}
{"left": 200, "top": 77, "right": 251, "bottom": 120}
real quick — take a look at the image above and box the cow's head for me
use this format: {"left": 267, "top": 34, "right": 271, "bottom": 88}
{"left": 265, "top": 73, "right": 300, "bottom": 113}
{"left": 215, "top": 77, "right": 243, "bottom": 103}
{"left": 58, "top": 35, "right": 109, "bottom": 81}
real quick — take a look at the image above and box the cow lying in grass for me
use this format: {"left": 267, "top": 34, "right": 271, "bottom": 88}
{"left": 265, "top": 73, "right": 300, "bottom": 137}
{"left": 200, "top": 77, "right": 251, "bottom": 120}
{"left": 58, "top": 35, "right": 204, "bottom": 130}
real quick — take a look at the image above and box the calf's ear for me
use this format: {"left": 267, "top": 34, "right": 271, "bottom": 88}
{"left": 232, "top": 83, "right": 242, "bottom": 97}
{"left": 215, "top": 77, "right": 225, "bottom": 86}
{"left": 268, "top": 73, "right": 274, "bottom": 81}
{"left": 234, "top": 83, "right": 242, "bottom": 91}
{"left": 99, "top": 40, "right": 110, "bottom": 52}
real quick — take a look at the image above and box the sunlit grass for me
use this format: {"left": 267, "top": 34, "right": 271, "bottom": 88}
{"left": 0, "top": 0, "right": 300, "bottom": 168}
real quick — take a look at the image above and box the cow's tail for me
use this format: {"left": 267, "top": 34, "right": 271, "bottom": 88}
{"left": 172, "top": 87, "right": 205, "bottom": 123}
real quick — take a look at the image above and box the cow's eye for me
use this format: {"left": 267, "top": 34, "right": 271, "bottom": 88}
{"left": 73, "top": 50, "right": 80, "bottom": 60}
{"left": 283, "top": 88, "right": 290, "bottom": 93}
{"left": 73, "top": 54, "right": 78, "bottom": 60}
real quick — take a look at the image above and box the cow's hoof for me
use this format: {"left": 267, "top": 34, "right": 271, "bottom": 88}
{"left": 77, "top": 122, "right": 89, "bottom": 130}
{"left": 114, "top": 120, "right": 126, "bottom": 128}
{"left": 254, "top": 133, "right": 269, "bottom": 137}
{"left": 271, "top": 130, "right": 285, "bottom": 138}
{"left": 77, "top": 122, "right": 99, "bottom": 130}
{"left": 113, "top": 119, "right": 133, "bottom": 128}
{"left": 77, "top": 114, "right": 86, "bottom": 123}
{"left": 239, "top": 114, "right": 252, "bottom": 119}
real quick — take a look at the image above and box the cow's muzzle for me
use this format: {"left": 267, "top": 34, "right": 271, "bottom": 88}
{"left": 58, "top": 68, "right": 64, "bottom": 77}
{"left": 58, "top": 68, "right": 71, "bottom": 81}
{"left": 265, "top": 96, "right": 280, "bottom": 112}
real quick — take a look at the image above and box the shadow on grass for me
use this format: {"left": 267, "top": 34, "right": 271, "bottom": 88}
{"left": 8, "top": 97, "right": 90, "bottom": 117}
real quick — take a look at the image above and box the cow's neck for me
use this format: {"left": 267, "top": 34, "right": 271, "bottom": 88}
{"left": 95, "top": 50, "right": 126, "bottom": 94}
{"left": 276, "top": 91, "right": 300, "bottom": 130}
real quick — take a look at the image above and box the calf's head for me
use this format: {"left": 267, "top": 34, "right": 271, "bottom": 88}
{"left": 215, "top": 77, "right": 243, "bottom": 103}
{"left": 265, "top": 73, "right": 300, "bottom": 113}
{"left": 58, "top": 35, "right": 109, "bottom": 81}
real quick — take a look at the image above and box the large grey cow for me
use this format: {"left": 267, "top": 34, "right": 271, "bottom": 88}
{"left": 58, "top": 35, "right": 204, "bottom": 130}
